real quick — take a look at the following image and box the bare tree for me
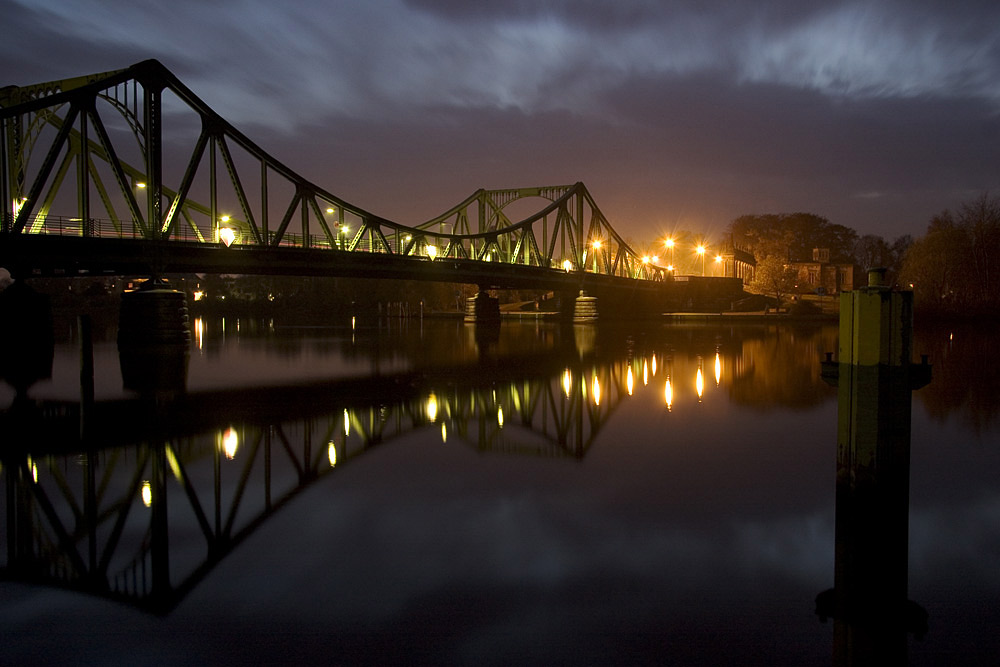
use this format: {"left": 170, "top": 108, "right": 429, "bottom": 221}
{"left": 958, "top": 192, "right": 1000, "bottom": 306}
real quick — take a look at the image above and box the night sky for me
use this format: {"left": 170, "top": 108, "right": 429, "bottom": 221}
{"left": 3, "top": 0, "right": 999, "bottom": 244}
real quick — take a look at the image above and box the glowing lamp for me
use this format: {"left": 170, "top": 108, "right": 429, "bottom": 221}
{"left": 219, "top": 227, "right": 237, "bottom": 247}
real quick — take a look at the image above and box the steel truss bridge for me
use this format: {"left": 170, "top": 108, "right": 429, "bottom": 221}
{"left": 1, "top": 347, "right": 635, "bottom": 614}
{"left": 1, "top": 60, "right": 672, "bottom": 295}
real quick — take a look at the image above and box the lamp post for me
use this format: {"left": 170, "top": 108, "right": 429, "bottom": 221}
{"left": 665, "top": 238, "right": 675, "bottom": 267}
{"left": 696, "top": 244, "right": 706, "bottom": 276}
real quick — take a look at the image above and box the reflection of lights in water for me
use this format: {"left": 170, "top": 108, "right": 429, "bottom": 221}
{"left": 344, "top": 409, "right": 350, "bottom": 436}
{"left": 426, "top": 393, "right": 438, "bottom": 421}
{"left": 562, "top": 369, "right": 572, "bottom": 398}
{"left": 592, "top": 375, "right": 601, "bottom": 406}
{"left": 715, "top": 352, "right": 722, "bottom": 385}
{"left": 642, "top": 360, "right": 648, "bottom": 386}
{"left": 222, "top": 427, "right": 239, "bottom": 460}
{"left": 441, "top": 422, "right": 448, "bottom": 443}
{"left": 194, "top": 317, "right": 204, "bottom": 350}
{"left": 141, "top": 480, "right": 152, "bottom": 507}
{"left": 665, "top": 379, "right": 673, "bottom": 410}
{"left": 498, "top": 406, "right": 504, "bottom": 427}
{"left": 696, "top": 368, "right": 704, "bottom": 401}
{"left": 627, "top": 367, "right": 634, "bottom": 395}
{"left": 28, "top": 456, "right": 38, "bottom": 483}
{"left": 351, "top": 316, "right": 356, "bottom": 330}
{"left": 328, "top": 442, "right": 337, "bottom": 467}
{"left": 651, "top": 355, "right": 657, "bottom": 376}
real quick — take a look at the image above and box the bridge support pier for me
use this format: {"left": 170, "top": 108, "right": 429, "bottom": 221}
{"left": 118, "top": 278, "right": 191, "bottom": 395}
{"left": 573, "top": 290, "right": 599, "bottom": 323}
{"left": 464, "top": 290, "right": 500, "bottom": 325}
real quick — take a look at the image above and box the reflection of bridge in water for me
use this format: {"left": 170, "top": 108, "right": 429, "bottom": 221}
{"left": 0, "top": 343, "right": 642, "bottom": 614}
{"left": 1, "top": 318, "right": 830, "bottom": 615}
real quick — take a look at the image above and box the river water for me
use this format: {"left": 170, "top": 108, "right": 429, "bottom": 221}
{"left": 1, "top": 314, "right": 998, "bottom": 665}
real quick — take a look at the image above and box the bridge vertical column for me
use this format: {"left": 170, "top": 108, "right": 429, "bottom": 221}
{"left": 143, "top": 80, "right": 164, "bottom": 237}
{"left": 1, "top": 114, "right": 9, "bottom": 233}
{"left": 77, "top": 100, "right": 92, "bottom": 236}
{"left": 464, "top": 289, "right": 500, "bottom": 325}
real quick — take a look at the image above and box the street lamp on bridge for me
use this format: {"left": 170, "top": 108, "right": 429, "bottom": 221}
{"left": 696, "top": 244, "right": 706, "bottom": 276}
{"left": 218, "top": 215, "right": 237, "bottom": 247}
{"left": 590, "top": 239, "right": 603, "bottom": 272}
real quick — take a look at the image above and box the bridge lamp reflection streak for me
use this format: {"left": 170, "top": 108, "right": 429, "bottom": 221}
{"left": 194, "top": 317, "right": 204, "bottom": 351}
{"left": 627, "top": 366, "right": 634, "bottom": 396}
{"left": 220, "top": 427, "right": 239, "bottom": 460}
{"left": 426, "top": 392, "right": 439, "bottom": 422}
{"left": 664, "top": 378, "right": 673, "bottom": 411}
{"left": 166, "top": 446, "right": 183, "bottom": 481}
{"left": 141, "top": 480, "right": 152, "bottom": 507}
{"left": 562, "top": 369, "right": 572, "bottom": 398}
{"left": 328, "top": 443, "right": 337, "bottom": 468}
{"left": 715, "top": 352, "right": 722, "bottom": 385}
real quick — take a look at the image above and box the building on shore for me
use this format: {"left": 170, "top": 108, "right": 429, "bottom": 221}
{"left": 716, "top": 238, "right": 757, "bottom": 285}
{"left": 789, "top": 248, "right": 854, "bottom": 294}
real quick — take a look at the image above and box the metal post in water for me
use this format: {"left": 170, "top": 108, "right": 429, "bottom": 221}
{"left": 818, "top": 267, "right": 931, "bottom": 664}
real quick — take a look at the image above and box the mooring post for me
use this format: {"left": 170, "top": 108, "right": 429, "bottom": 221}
{"left": 819, "top": 268, "right": 931, "bottom": 664}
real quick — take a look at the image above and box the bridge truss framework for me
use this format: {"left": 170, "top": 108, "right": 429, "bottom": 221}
{"left": 1, "top": 60, "right": 666, "bottom": 284}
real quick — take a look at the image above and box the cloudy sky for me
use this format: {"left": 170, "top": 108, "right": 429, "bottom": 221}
{"left": 2, "top": 0, "right": 999, "bottom": 243}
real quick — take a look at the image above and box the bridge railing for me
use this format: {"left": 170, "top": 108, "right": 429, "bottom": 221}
{"left": 6, "top": 214, "right": 672, "bottom": 279}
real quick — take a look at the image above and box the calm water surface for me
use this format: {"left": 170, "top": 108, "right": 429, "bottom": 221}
{"left": 1, "top": 316, "right": 997, "bottom": 665}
